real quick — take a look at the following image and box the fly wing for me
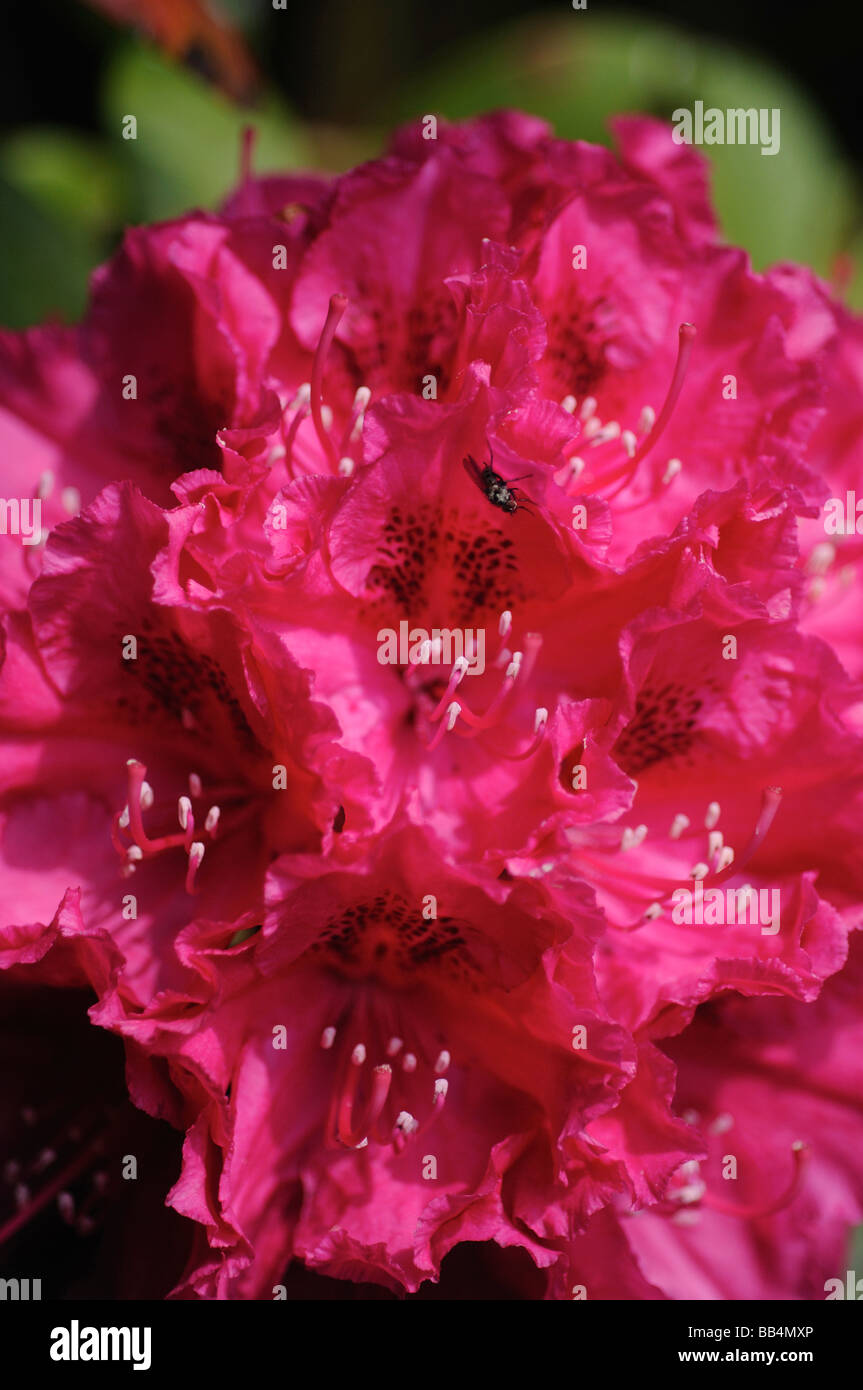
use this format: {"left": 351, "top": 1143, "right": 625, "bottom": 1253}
{"left": 461, "top": 455, "right": 485, "bottom": 491}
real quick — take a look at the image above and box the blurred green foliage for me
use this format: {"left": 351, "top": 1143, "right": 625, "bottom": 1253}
{"left": 0, "top": 6, "right": 860, "bottom": 328}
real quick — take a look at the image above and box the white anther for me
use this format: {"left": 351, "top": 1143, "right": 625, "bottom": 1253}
{"left": 560, "top": 395, "right": 577, "bottom": 414}
{"left": 682, "top": 1108, "right": 700, "bottom": 1125}
{"left": 707, "top": 830, "right": 723, "bottom": 859}
{"left": 386, "top": 1036, "right": 404, "bottom": 1057}
{"left": 353, "top": 1137, "right": 369, "bottom": 1149}
{"left": 445, "top": 701, "right": 461, "bottom": 731}
{"left": 582, "top": 416, "right": 602, "bottom": 439}
{"left": 580, "top": 396, "right": 597, "bottom": 421}
{"left": 704, "top": 801, "right": 720, "bottom": 829}
{"left": 621, "top": 824, "right": 647, "bottom": 851}
{"left": 534, "top": 707, "right": 548, "bottom": 733}
{"left": 338, "top": 456, "right": 354, "bottom": 476}
{"left": 662, "top": 458, "right": 682, "bottom": 484}
{"left": 505, "top": 651, "right": 523, "bottom": 680}
{"left": 126, "top": 846, "right": 144, "bottom": 863}
{"left": 351, "top": 1044, "right": 366, "bottom": 1066}
{"left": 669, "top": 813, "right": 690, "bottom": 840}
{"left": 204, "top": 805, "right": 221, "bottom": 833}
{"left": 321, "top": 405, "right": 334, "bottom": 430}
{"left": 320, "top": 1026, "right": 337, "bottom": 1050}
{"left": 716, "top": 846, "right": 735, "bottom": 872}
{"left": 621, "top": 429, "right": 637, "bottom": 458}
{"left": 588, "top": 421, "right": 620, "bottom": 446}
{"left": 498, "top": 610, "right": 512, "bottom": 638}
{"left": 178, "top": 796, "right": 192, "bottom": 830}
{"left": 140, "top": 780, "right": 154, "bottom": 810}
{"left": 689, "top": 862, "right": 710, "bottom": 880}
{"left": 672, "top": 1209, "right": 701, "bottom": 1227}
{"left": 288, "top": 383, "right": 311, "bottom": 410}
{"left": 638, "top": 405, "right": 656, "bottom": 434}
{"left": 434, "top": 1050, "right": 451, "bottom": 1074}
{"left": 189, "top": 773, "right": 202, "bottom": 797}
{"left": 61, "top": 486, "right": 81, "bottom": 515}
{"left": 402, "top": 1052, "right": 417, "bottom": 1073}
{"left": 434, "top": 1078, "right": 449, "bottom": 1100}
{"left": 35, "top": 1148, "right": 56, "bottom": 1172}
{"left": 452, "top": 656, "right": 469, "bottom": 682}
{"left": 396, "top": 1111, "right": 418, "bottom": 1133}
{"left": 709, "top": 1112, "right": 734, "bottom": 1135}
{"left": 14, "top": 1184, "right": 30, "bottom": 1210}
{"left": 675, "top": 1180, "right": 707, "bottom": 1205}
{"left": 267, "top": 445, "right": 286, "bottom": 465}
{"left": 189, "top": 841, "right": 205, "bottom": 867}
{"left": 118, "top": 805, "right": 130, "bottom": 829}
{"left": 57, "top": 1192, "right": 75, "bottom": 1221}
{"left": 808, "top": 542, "right": 836, "bottom": 575}
{"left": 353, "top": 386, "right": 371, "bottom": 411}
{"left": 644, "top": 903, "right": 663, "bottom": 920}
{"left": 37, "top": 470, "right": 55, "bottom": 499}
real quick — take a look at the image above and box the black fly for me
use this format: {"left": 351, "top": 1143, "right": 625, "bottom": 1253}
{"left": 462, "top": 453, "right": 532, "bottom": 515}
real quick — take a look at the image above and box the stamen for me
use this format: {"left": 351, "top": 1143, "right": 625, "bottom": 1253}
{"left": 283, "top": 402, "right": 311, "bottom": 479}
{"left": 701, "top": 1142, "right": 808, "bottom": 1219}
{"left": 434, "top": 1050, "right": 451, "bottom": 1074}
{"left": 310, "top": 294, "right": 347, "bottom": 469}
{"left": 189, "top": 773, "right": 202, "bottom": 798}
{"left": 662, "top": 458, "right": 682, "bottom": 485}
{"left": 669, "top": 813, "right": 690, "bottom": 840}
{"left": 713, "top": 787, "right": 782, "bottom": 883}
{"left": 705, "top": 801, "right": 721, "bottom": 830}
{"left": 320, "top": 1026, "right": 337, "bottom": 1050}
{"left": 386, "top": 1036, "right": 403, "bottom": 1057}
{"left": 185, "top": 841, "right": 205, "bottom": 894}
{"left": 340, "top": 385, "right": 371, "bottom": 455}
{"left": 599, "top": 324, "right": 696, "bottom": 496}
{"left": 588, "top": 422, "right": 620, "bottom": 447}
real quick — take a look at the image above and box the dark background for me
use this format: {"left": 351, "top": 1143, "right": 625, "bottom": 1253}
{"left": 0, "top": 0, "right": 859, "bottom": 166}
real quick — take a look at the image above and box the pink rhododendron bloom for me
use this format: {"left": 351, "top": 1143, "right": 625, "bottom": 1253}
{"left": 1, "top": 110, "right": 863, "bottom": 1301}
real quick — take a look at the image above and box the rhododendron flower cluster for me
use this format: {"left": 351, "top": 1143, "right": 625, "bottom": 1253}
{"left": 2, "top": 111, "right": 863, "bottom": 1300}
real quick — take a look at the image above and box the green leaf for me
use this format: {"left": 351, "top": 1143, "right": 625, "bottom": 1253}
{"left": 0, "top": 127, "right": 124, "bottom": 236}
{"left": 101, "top": 42, "right": 310, "bottom": 221}
{"left": 0, "top": 176, "right": 98, "bottom": 328}
{"left": 383, "top": 12, "right": 860, "bottom": 292}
